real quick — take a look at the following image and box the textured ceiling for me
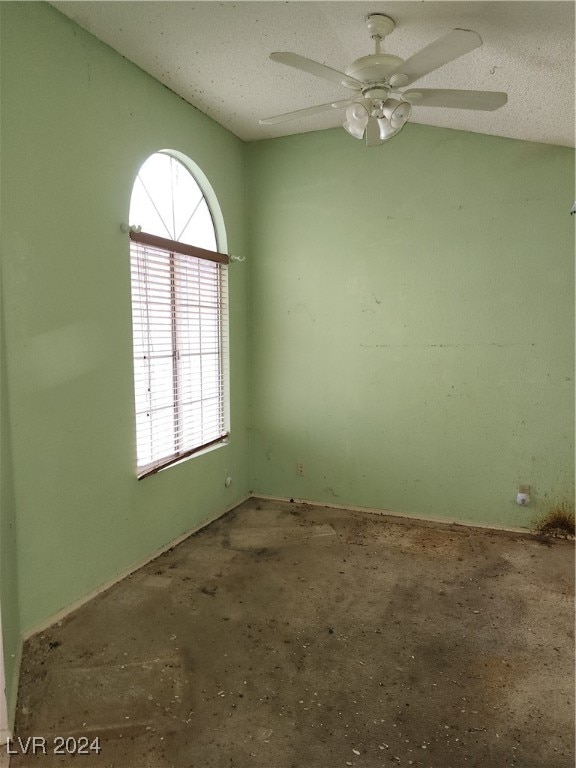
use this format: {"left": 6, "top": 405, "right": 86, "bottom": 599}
{"left": 52, "top": 1, "right": 575, "bottom": 146}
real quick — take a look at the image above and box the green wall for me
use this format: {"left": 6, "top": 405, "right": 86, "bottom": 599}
{"left": 0, "top": 0, "right": 250, "bottom": 700}
{"left": 246, "top": 127, "right": 574, "bottom": 528}
{"left": 0, "top": 4, "right": 21, "bottom": 723}
{"left": 0, "top": 268, "right": 20, "bottom": 724}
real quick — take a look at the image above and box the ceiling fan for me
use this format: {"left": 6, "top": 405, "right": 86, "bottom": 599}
{"left": 260, "top": 13, "right": 507, "bottom": 146}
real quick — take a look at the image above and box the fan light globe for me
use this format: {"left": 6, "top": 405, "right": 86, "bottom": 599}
{"left": 382, "top": 99, "right": 412, "bottom": 129}
{"left": 349, "top": 103, "right": 369, "bottom": 122}
{"left": 343, "top": 102, "right": 369, "bottom": 140}
{"left": 343, "top": 120, "right": 365, "bottom": 140}
{"left": 376, "top": 117, "right": 401, "bottom": 142}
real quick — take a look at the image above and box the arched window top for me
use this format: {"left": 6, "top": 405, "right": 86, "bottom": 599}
{"left": 129, "top": 151, "right": 217, "bottom": 250}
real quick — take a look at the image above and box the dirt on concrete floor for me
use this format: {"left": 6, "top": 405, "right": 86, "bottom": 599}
{"left": 10, "top": 498, "right": 575, "bottom": 768}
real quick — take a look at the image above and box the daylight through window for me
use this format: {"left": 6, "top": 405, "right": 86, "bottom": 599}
{"left": 129, "top": 152, "right": 229, "bottom": 478}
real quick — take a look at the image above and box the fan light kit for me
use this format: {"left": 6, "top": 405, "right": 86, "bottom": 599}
{"left": 260, "top": 13, "right": 507, "bottom": 146}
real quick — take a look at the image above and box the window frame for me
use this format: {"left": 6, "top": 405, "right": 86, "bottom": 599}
{"left": 128, "top": 153, "right": 230, "bottom": 479}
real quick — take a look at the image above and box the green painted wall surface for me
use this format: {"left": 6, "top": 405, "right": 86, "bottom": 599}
{"left": 247, "top": 127, "right": 574, "bottom": 528}
{"left": 0, "top": 4, "right": 22, "bottom": 721}
{"left": 0, "top": 270, "right": 21, "bottom": 722}
{"left": 1, "top": 1, "right": 250, "bottom": 654}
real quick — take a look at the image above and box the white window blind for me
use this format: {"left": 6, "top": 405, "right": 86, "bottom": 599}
{"left": 129, "top": 231, "right": 229, "bottom": 478}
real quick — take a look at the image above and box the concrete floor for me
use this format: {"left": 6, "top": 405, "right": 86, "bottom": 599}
{"left": 10, "top": 498, "right": 575, "bottom": 768}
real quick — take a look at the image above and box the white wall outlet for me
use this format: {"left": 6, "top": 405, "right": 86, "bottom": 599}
{"left": 296, "top": 463, "right": 304, "bottom": 476}
{"left": 516, "top": 484, "right": 530, "bottom": 506}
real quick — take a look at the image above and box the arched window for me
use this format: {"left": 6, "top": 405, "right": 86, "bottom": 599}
{"left": 129, "top": 151, "right": 229, "bottom": 478}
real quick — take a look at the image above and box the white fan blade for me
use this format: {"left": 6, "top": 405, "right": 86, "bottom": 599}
{"left": 365, "top": 116, "right": 383, "bottom": 147}
{"left": 259, "top": 99, "right": 353, "bottom": 126}
{"left": 270, "top": 52, "right": 363, "bottom": 90}
{"left": 404, "top": 88, "right": 507, "bottom": 111}
{"left": 387, "top": 29, "right": 483, "bottom": 87}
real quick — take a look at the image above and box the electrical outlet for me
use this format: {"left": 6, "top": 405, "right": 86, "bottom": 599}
{"left": 296, "top": 463, "right": 304, "bottom": 476}
{"left": 516, "top": 484, "right": 531, "bottom": 506}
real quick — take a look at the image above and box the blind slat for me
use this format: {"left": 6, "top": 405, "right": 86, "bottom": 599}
{"left": 130, "top": 235, "right": 229, "bottom": 476}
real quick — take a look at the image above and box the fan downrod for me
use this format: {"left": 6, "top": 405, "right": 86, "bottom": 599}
{"left": 345, "top": 13, "right": 402, "bottom": 84}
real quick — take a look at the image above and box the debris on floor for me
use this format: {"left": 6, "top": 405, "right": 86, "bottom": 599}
{"left": 535, "top": 502, "right": 575, "bottom": 539}
{"left": 11, "top": 498, "right": 575, "bottom": 768}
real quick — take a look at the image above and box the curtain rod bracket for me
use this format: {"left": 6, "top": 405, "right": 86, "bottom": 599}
{"left": 120, "top": 223, "right": 142, "bottom": 233}
{"left": 230, "top": 254, "right": 245, "bottom": 263}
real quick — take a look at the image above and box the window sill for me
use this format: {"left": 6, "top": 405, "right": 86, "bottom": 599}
{"left": 137, "top": 435, "right": 230, "bottom": 480}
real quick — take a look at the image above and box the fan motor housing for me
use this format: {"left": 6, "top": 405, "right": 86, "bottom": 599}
{"left": 345, "top": 54, "right": 404, "bottom": 84}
